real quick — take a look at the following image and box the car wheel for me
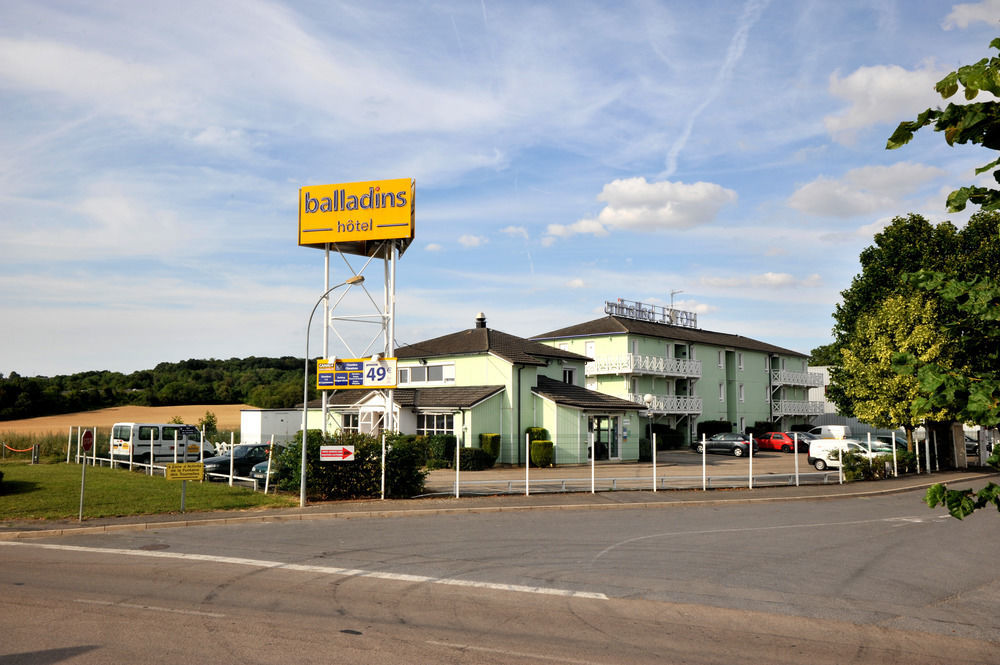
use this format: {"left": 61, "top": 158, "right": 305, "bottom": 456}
{"left": 814, "top": 459, "right": 827, "bottom": 471}
{"left": 732, "top": 446, "right": 744, "bottom": 457}
{"left": 781, "top": 445, "right": 792, "bottom": 453}
{"left": 695, "top": 443, "right": 705, "bottom": 453}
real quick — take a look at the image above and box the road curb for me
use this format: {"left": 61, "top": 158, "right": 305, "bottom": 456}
{"left": 2, "top": 473, "right": 992, "bottom": 541}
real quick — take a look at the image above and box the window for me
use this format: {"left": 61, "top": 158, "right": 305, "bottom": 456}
{"left": 630, "top": 377, "right": 638, "bottom": 394}
{"left": 559, "top": 343, "right": 569, "bottom": 351}
{"left": 719, "top": 382, "right": 725, "bottom": 401}
{"left": 138, "top": 426, "right": 159, "bottom": 441}
{"left": 738, "top": 383, "right": 745, "bottom": 402}
{"left": 341, "top": 414, "right": 359, "bottom": 432}
{"left": 718, "top": 350, "right": 724, "bottom": 368}
{"left": 417, "top": 413, "right": 453, "bottom": 436}
{"left": 401, "top": 363, "right": 454, "bottom": 385}
{"left": 737, "top": 352, "right": 744, "bottom": 370}
{"left": 563, "top": 368, "right": 576, "bottom": 384}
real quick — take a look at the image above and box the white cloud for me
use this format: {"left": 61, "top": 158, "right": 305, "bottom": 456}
{"left": 943, "top": 0, "right": 1000, "bottom": 29}
{"left": 788, "top": 162, "right": 946, "bottom": 217}
{"left": 425, "top": 243, "right": 443, "bottom": 252}
{"left": 566, "top": 278, "right": 585, "bottom": 288}
{"left": 545, "top": 177, "right": 736, "bottom": 242}
{"left": 458, "top": 234, "right": 488, "bottom": 248}
{"left": 823, "top": 65, "right": 945, "bottom": 144}
{"left": 699, "top": 272, "right": 822, "bottom": 290}
{"left": 501, "top": 225, "right": 530, "bottom": 240}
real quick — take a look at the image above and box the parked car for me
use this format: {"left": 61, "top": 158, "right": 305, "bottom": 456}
{"left": 756, "top": 431, "right": 805, "bottom": 453}
{"left": 873, "top": 434, "right": 908, "bottom": 453}
{"left": 203, "top": 443, "right": 273, "bottom": 479}
{"left": 965, "top": 435, "right": 980, "bottom": 457}
{"left": 691, "top": 433, "right": 758, "bottom": 457}
{"left": 807, "top": 439, "right": 880, "bottom": 471}
{"left": 249, "top": 460, "right": 276, "bottom": 483}
{"left": 808, "top": 425, "right": 851, "bottom": 439}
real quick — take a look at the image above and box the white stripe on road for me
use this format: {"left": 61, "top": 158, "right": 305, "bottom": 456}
{"left": 0, "top": 541, "right": 608, "bottom": 600}
{"left": 75, "top": 598, "right": 226, "bottom": 617}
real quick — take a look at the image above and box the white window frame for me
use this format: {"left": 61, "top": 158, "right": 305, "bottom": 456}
{"left": 738, "top": 383, "right": 745, "bottom": 402}
{"left": 563, "top": 367, "right": 576, "bottom": 385}
{"left": 416, "top": 413, "right": 454, "bottom": 436}
{"left": 737, "top": 352, "right": 744, "bottom": 371}
{"left": 719, "top": 382, "right": 725, "bottom": 401}
{"left": 718, "top": 350, "right": 724, "bottom": 368}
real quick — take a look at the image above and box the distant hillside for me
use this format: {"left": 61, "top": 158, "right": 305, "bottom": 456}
{"left": 0, "top": 357, "right": 308, "bottom": 421}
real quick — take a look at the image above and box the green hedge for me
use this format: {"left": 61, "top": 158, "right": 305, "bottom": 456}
{"left": 274, "top": 430, "right": 427, "bottom": 500}
{"left": 525, "top": 427, "right": 549, "bottom": 442}
{"left": 458, "top": 447, "right": 496, "bottom": 471}
{"left": 479, "top": 433, "right": 501, "bottom": 462}
{"left": 530, "top": 440, "right": 554, "bottom": 467}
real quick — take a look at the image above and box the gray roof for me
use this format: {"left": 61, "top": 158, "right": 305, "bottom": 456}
{"left": 396, "top": 327, "right": 590, "bottom": 366}
{"left": 531, "top": 376, "right": 641, "bottom": 411}
{"left": 307, "top": 385, "right": 504, "bottom": 410}
{"left": 532, "top": 315, "right": 808, "bottom": 358}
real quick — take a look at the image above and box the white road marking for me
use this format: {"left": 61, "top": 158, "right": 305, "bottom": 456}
{"left": 75, "top": 598, "right": 225, "bottom": 617}
{"left": 426, "top": 640, "right": 612, "bottom": 665}
{"left": 0, "top": 541, "right": 608, "bottom": 600}
{"left": 591, "top": 514, "right": 941, "bottom": 562}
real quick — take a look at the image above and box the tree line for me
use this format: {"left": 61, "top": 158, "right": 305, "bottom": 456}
{"left": 0, "top": 356, "right": 311, "bottom": 420}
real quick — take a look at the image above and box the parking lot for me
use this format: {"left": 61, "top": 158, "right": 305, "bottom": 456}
{"left": 424, "top": 448, "right": 837, "bottom": 496}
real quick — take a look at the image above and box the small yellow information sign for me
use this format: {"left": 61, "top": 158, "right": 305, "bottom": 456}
{"left": 165, "top": 462, "right": 204, "bottom": 481}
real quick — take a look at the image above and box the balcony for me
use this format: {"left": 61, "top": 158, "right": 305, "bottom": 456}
{"left": 628, "top": 393, "right": 703, "bottom": 415}
{"left": 771, "top": 399, "right": 825, "bottom": 416}
{"left": 770, "top": 370, "right": 824, "bottom": 388}
{"left": 587, "top": 354, "right": 702, "bottom": 378}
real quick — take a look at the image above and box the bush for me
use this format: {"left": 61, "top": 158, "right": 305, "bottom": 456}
{"left": 638, "top": 438, "right": 651, "bottom": 462}
{"left": 530, "top": 440, "right": 554, "bottom": 467}
{"left": 426, "top": 434, "right": 457, "bottom": 464}
{"left": 459, "top": 447, "right": 496, "bottom": 471}
{"left": 479, "top": 433, "right": 501, "bottom": 461}
{"left": 525, "top": 427, "right": 549, "bottom": 442}
{"left": 273, "top": 430, "right": 427, "bottom": 500}
{"left": 842, "top": 452, "right": 894, "bottom": 481}
{"left": 696, "top": 420, "right": 731, "bottom": 439}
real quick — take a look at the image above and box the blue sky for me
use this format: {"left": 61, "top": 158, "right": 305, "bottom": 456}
{"left": 2, "top": 0, "right": 998, "bottom": 377}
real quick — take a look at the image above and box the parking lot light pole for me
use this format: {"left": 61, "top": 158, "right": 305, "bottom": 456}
{"left": 301, "top": 274, "right": 365, "bottom": 507}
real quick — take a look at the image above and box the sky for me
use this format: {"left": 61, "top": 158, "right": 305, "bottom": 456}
{"left": 2, "top": 0, "right": 998, "bottom": 377}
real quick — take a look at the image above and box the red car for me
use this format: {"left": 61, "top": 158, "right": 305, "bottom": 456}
{"left": 756, "top": 431, "right": 807, "bottom": 453}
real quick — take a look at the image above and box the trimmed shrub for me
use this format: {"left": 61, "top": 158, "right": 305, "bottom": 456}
{"left": 751, "top": 421, "right": 780, "bottom": 438}
{"left": 426, "top": 434, "right": 457, "bottom": 464}
{"left": 525, "top": 427, "right": 549, "bottom": 442}
{"left": 530, "top": 440, "right": 554, "bottom": 467}
{"left": 638, "top": 438, "right": 651, "bottom": 462}
{"left": 479, "top": 433, "right": 501, "bottom": 461}
{"left": 696, "top": 420, "right": 731, "bottom": 439}
{"left": 459, "top": 447, "right": 496, "bottom": 471}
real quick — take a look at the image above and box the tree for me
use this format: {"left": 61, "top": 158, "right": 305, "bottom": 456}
{"left": 808, "top": 343, "right": 839, "bottom": 366}
{"left": 887, "top": 35, "right": 1000, "bottom": 518}
{"left": 838, "top": 293, "right": 954, "bottom": 449}
{"left": 828, "top": 214, "right": 957, "bottom": 418}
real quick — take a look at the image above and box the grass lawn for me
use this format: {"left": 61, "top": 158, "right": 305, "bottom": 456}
{"left": 0, "top": 461, "right": 297, "bottom": 521}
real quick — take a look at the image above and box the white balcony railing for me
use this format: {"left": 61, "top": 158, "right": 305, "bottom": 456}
{"left": 628, "top": 393, "right": 703, "bottom": 415}
{"left": 772, "top": 399, "right": 825, "bottom": 416}
{"left": 771, "top": 370, "right": 824, "bottom": 388}
{"left": 587, "top": 354, "right": 702, "bottom": 378}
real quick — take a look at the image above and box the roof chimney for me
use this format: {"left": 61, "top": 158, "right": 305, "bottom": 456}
{"left": 475, "top": 312, "right": 487, "bottom": 328}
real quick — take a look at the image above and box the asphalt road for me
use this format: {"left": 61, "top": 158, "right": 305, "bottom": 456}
{"left": 2, "top": 481, "right": 998, "bottom": 664}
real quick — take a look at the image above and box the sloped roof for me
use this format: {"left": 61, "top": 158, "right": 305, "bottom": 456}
{"left": 532, "top": 375, "right": 641, "bottom": 410}
{"left": 396, "top": 327, "right": 589, "bottom": 366}
{"left": 306, "top": 385, "right": 504, "bottom": 410}
{"left": 532, "top": 315, "right": 807, "bottom": 358}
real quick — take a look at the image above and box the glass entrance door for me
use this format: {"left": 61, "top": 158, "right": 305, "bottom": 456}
{"left": 589, "top": 416, "right": 619, "bottom": 460}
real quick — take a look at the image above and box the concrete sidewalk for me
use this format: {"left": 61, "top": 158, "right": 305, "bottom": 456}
{"left": 1, "top": 467, "right": 995, "bottom": 540}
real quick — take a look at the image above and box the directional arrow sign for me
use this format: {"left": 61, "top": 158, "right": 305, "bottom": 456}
{"left": 319, "top": 445, "right": 355, "bottom": 462}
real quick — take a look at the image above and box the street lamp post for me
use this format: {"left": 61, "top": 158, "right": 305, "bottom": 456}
{"left": 301, "top": 274, "right": 365, "bottom": 507}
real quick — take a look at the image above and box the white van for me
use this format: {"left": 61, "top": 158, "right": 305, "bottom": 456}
{"left": 808, "top": 425, "right": 851, "bottom": 440}
{"left": 807, "top": 438, "right": 877, "bottom": 471}
{"left": 110, "top": 422, "right": 209, "bottom": 465}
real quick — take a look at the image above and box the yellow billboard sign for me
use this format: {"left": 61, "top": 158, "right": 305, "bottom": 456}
{"left": 298, "top": 178, "right": 414, "bottom": 256}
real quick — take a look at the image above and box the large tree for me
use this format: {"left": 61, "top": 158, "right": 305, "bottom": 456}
{"left": 838, "top": 292, "right": 954, "bottom": 448}
{"left": 887, "top": 36, "right": 1000, "bottom": 518}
